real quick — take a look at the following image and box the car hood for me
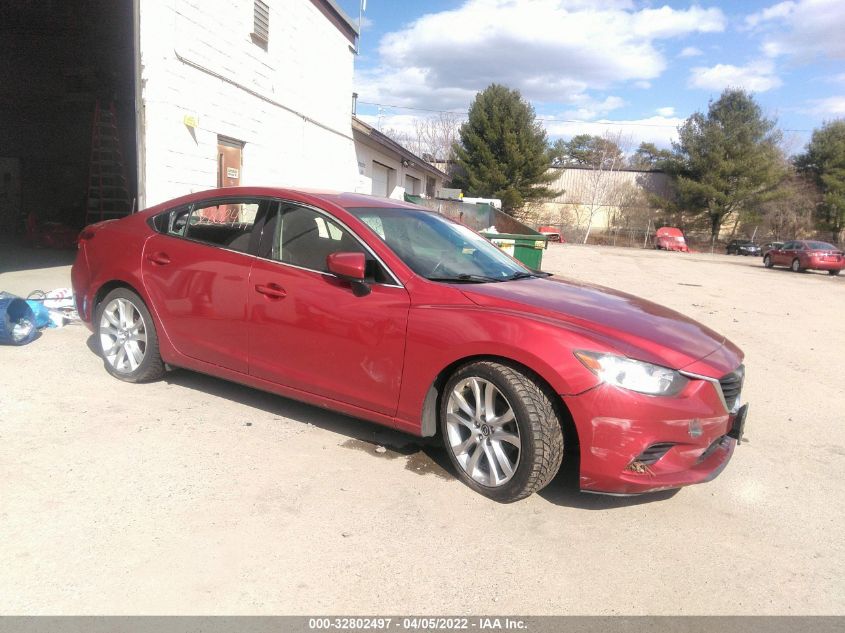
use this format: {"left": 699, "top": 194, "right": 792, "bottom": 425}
{"left": 461, "top": 277, "right": 733, "bottom": 372}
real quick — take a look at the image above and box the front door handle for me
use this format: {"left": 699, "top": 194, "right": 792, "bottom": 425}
{"left": 146, "top": 252, "right": 171, "bottom": 265}
{"left": 255, "top": 283, "right": 287, "bottom": 299}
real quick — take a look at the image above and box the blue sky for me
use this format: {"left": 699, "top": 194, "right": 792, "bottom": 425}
{"left": 334, "top": 0, "right": 845, "bottom": 154}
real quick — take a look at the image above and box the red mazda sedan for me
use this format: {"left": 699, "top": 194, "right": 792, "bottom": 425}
{"left": 72, "top": 187, "right": 748, "bottom": 502}
{"left": 763, "top": 240, "right": 844, "bottom": 275}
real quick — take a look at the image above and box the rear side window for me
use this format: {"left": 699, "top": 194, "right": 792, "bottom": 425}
{"left": 154, "top": 198, "right": 270, "bottom": 254}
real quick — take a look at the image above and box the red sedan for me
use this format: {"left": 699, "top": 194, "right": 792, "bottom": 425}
{"left": 72, "top": 187, "right": 748, "bottom": 501}
{"left": 763, "top": 240, "right": 844, "bottom": 275}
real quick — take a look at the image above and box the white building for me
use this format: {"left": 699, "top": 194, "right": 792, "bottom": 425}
{"left": 351, "top": 117, "right": 447, "bottom": 201}
{"left": 139, "top": 0, "right": 361, "bottom": 207}
{"left": 0, "top": 0, "right": 363, "bottom": 232}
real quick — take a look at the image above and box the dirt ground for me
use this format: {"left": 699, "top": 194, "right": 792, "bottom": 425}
{"left": 1, "top": 241, "right": 843, "bottom": 615}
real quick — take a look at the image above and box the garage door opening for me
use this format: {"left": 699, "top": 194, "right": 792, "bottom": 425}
{"left": 0, "top": 0, "right": 138, "bottom": 242}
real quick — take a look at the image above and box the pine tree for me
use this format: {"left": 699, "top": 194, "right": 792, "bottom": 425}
{"left": 671, "top": 89, "right": 785, "bottom": 241}
{"left": 796, "top": 119, "right": 845, "bottom": 241}
{"left": 453, "top": 84, "right": 555, "bottom": 214}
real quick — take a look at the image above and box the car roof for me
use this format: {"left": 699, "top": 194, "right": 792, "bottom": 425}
{"left": 140, "top": 186, "right": 428, "bottom": 216}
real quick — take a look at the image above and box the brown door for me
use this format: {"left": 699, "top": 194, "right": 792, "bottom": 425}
{"left": 216, "top": 136, "right": 244, "bottom": 221}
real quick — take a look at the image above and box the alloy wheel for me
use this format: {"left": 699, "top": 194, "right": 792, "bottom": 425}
{"left": 445, "top": 377, "right": 521, "bottom": 487}
{"left": 99, "top": 298, "right": 148, "bottom": 374}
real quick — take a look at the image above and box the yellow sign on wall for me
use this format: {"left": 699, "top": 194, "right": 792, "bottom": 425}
{"left": 183, "top": 113, "right": 199, "bottom": 128}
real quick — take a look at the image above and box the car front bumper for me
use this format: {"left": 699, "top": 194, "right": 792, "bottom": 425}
{"left": 563, "top": 379, "right": 742, "bottom": 494}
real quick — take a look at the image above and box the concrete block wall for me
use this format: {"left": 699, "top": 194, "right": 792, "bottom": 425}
{"left": 139, "top": 0, "right": 358, "bottom": 207}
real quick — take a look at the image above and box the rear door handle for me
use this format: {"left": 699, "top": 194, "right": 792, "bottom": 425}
{"left": 255, "top": 283, "right": 287, "bottom": 299}
{"left": 146, "top": 252, "right": 171, "bottom": 265}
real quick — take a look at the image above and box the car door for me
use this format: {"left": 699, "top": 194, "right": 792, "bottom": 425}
{"left": 142, "top": 197, "right": 273, "bottom": 373}
{"left": 774, "top": 241, "right": 794, "bottom": 266}
{"left": 248, "top": 200, "right": 411, "bottom": 416}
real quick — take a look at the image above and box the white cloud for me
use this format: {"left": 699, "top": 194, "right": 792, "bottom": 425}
{"left": 803, "top": 95, "right": 845, "bottom": 116}
{"left": 826, "top": 73, "right": 845, "bottom": 84}
{"left": 543, "top": 115, "right": 685, "bottom": 149}
{"left": 634, "top": 80, "right": 652, "bottom": 89}
{"left": 679, "top": 46, "right": 703, "bottom": 58}
{"left": 746, "top": 0, "right": 845, "bottom": 61}
{"left": 563, "top": 95, "right": 626, "bottom": 120}
{"left": 689, "top": 60, "right": 782, "bottom": 92}
{"left": 356, "top": 0, "right": 726, "bottom": 109}
{"left": 656, "top": 106, "right": 675, "bottom": 116}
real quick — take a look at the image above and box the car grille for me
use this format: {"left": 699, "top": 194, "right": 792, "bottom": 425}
{"left": 719, "top": 365, "right": 744, "bottom": 412}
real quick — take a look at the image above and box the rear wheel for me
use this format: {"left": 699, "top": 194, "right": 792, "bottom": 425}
{"left": 440, "top": 361, "right": 564, "bottom": 502}
{"left": 95, "top": 288, "right": 165, "bottom": 383}
{"left": 830, "top": 269, "right": 841, "bottom": 276}
{"left": 791, "top": 258, "right": 803, "bottom": 273}
{"left": 763, "top": 255, "right": 773, "bottom": 268}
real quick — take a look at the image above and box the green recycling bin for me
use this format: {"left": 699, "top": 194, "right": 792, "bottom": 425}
{"left": 480, "top": 232, "right": 549, "bottom": 270}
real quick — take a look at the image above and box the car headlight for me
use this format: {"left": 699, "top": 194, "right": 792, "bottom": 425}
{"left": 574, "top": 351, "right": 688, "bottom": 396}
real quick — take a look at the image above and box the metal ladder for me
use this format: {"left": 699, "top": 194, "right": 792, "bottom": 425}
{"left": 85, "top": 100, "right": 131, "bottom": 225}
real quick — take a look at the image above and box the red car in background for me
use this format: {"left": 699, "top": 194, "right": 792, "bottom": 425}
{"left": 654, "top": 227, "right": 689, "bottom": 252}
{"left": 72, "top": 187, "right": 747, "bottom": 501}
{"left": 538, "top": 226, "right": 565, "bottom": 242}
{"left": 763, "top": 240, "right": 843, "bottom": 275}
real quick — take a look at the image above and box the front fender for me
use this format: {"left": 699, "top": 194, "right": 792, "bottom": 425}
{"left": 395, "top": 304, "right": 609, "bottom": 433}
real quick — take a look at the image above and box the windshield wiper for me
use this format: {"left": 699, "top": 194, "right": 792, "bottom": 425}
{"left": 506, "top": 271, "right": 553, "bottom": 280}
{"left": 426, "top": 274, "right": 503, "bottom": 283}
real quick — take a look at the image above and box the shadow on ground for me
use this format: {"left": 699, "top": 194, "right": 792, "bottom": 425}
{"left": 85, "top": 334, "right": 678, "bottom": 510}
{"left": 0, "top": 240, "right": 76, "bottom": 273}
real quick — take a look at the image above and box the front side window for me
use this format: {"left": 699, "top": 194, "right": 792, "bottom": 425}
{"left": 265, "top": 203, "right": 391, "bottom": 283}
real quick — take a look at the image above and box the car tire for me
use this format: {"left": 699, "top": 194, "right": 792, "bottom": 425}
{"left": 791, "top": 258, "right": 803, "bottom": 273}
{"left": 440, "top": 361, "right": 564, "bottom": 503}
{"left": 95, "top": 287, "right": 165, "bottom": 383}
{"left": 763, "top": 255, "right": 773, "bottom": 268}
{"left": 830, "top": 269, "right": 841, "bottom": 276}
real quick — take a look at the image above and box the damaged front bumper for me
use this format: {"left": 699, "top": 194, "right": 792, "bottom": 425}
{"left": 563, "top": 377, "right": 746, "bottom": 495}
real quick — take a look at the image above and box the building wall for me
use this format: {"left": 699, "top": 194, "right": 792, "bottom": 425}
{"left": 138, "top": 0, "right": 358, "bottom": 207}
{"left": 532, "top": 167, "right": 674, "bottom": 230}
{"left": 353, "top": 138, "right": 444, "bottom": 200}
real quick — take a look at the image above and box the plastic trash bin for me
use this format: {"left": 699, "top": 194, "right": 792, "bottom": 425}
{"left": 0, "top": 296, "right": 38, "bottom": 345}
{"left": 480, "top": 232, "right": 549, "bottom": 270}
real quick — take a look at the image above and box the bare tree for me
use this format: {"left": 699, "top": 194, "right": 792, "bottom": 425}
{"left": 384, "top": 112, "right": 462, "bottom": 163}
{"left": 578, "top": 130, "right": 631, "bottom": 243}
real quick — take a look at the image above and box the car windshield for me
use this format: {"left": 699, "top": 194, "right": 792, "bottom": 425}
{"left": 347, "top": 206, "right": 533, "bottom": 282}
{"left": 806, "top": 241, "right": 837, "bottom": 250}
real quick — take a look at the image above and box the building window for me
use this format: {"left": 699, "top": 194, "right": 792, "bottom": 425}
{"left": 251, "top": 0, "right": 269, "bottom": 49}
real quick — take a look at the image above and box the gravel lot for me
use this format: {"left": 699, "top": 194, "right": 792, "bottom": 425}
{"left": 1, "top": 241, "right": 843, "bottom": 615}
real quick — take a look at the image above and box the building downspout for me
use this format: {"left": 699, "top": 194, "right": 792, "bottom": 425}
{"left": 132, "top": 0, "right": 146, "bottom": 212}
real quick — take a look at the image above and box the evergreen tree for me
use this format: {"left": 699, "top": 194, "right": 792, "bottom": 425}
{"left": 549, "top": 134, "right": 623, "bottom": 168}
{"left": 796, "top": 119, "right": 845, "bottom": 241}
{"left": 628, "top": 142, "right": 673, "bottom": 170}
{"left": 453, "top": 84, "right": 555, "bottom": 214}
{"left": 671, "top": 89, "right": 785, "bottom": 241}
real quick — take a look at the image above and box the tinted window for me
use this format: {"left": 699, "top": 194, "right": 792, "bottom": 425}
{"left": 265, "top": 203, "right": 391, "bottom": 283}
{"left": 806, "top": 241, "right": 836, "bottom": 250}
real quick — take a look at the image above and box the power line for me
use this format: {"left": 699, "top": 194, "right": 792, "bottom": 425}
{"left": 356, "top": 100, "right": 812, "bottom": 132}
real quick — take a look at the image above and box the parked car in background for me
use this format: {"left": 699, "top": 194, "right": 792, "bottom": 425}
{"left": 538, "top": 225, "right": 564, "bottom": 242}
{"left": 726, "top": 240, "right": 762, "bottom": 256}
{"left": 72, "top": 187, "right": 748, "bottom": 501}
{"left": 654, "top": 227, "right": 689, "bottom": 252}
{"left": 763, "top": 240, "right": 844, "bottom": 275}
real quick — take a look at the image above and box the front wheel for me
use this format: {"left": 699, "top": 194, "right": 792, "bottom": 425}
{"left": 440, "top": 361, "right": 564, "bottom": 502}
{"left": 763, "top": 255, "right": 773, "bottom": 268}
{"left": 95, "top": 288, "right": 165, "bottom": 383}
{"left": 791, "top": 258, "right": 803, "bottom": 273}
{"left": 830, "top": 269, "right": 841, "bottom": 276}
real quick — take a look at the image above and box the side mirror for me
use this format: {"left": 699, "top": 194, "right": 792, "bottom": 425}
{"left": 327, "top": 252, "right": 366, "bottom": 281}
{"left": 326, "top": 252, "right": 370, "bottom": 296}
